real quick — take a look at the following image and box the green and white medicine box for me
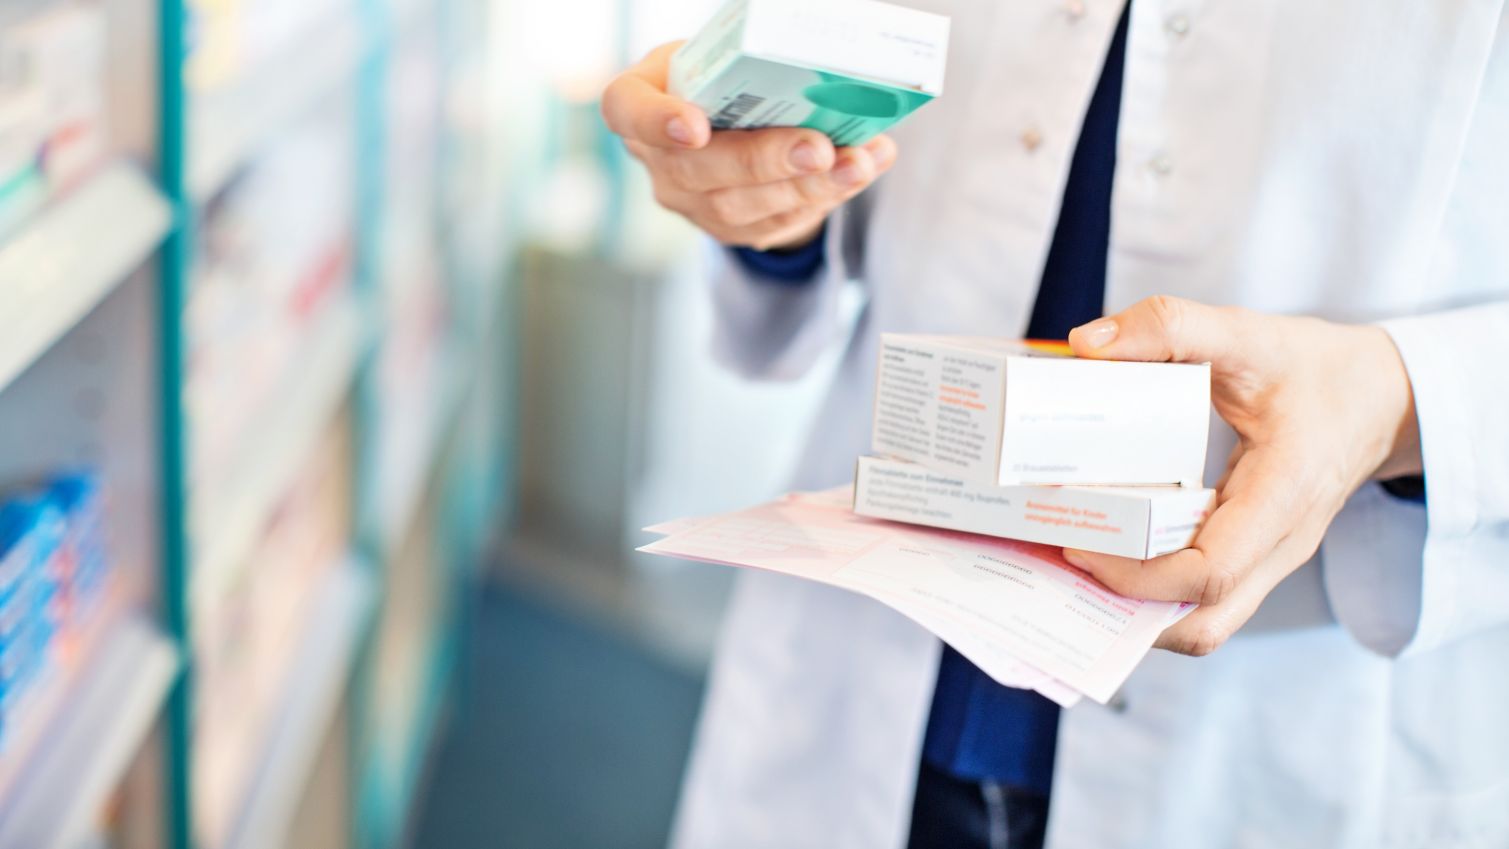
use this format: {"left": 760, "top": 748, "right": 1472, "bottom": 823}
{"left": 669, "top": 0, "right": 950, "bottom": 147}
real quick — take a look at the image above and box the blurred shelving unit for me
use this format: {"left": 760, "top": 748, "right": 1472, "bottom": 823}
{"left": 370, "top": 341, "right": 474, "bottom": 559}
{"left": 347, "top": 0, "right": 514, "bottom": 844}
{"left": 186, "top": 14, "right": 366, "bottom": 204}
{"left": 187, "top": 300, "right": 366, "bottom": 614}
{"left": 217, "top": 559, "right": 374, "bottom": 849}
{"left": 0, "top": 0, "right": 514, "bottom": 843}
{"left": 0, "top": 0, "right": 183, "bottom": 845}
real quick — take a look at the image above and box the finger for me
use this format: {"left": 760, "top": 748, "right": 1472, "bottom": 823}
{"left": 602, "top": 42, "right": 710, "bottom": 149}
{"left": 1064, "top": 447, "right": 1310, "bottom": 605}
{"left": 836, "top": 135, "right": 897, "bottom": 187}
{"left": 1153, "top": 574, "right": 1270, "bottom": 656}
{"left": 1067, "top": 295, "right": 1256, "bottom": 365}
{"left": 648, "top": 162, "right": 835, "bottom": 246}
{"left": 623, "top": 137, "right": 652, "bottom": 162}
{"left": 662, "top": 127, "right": 837, "bottom": 191}
{"left": 701, "top": 139, "right": 896, "bottom": 227}
{"left": 1215, "top": 443, "right": 1245, "bottom": 492}
{"left": 646, "top": 175, "right": 701, "bottom": 219}
{"left": 1154, "top": 520, "right": 1322, "bottom": 655}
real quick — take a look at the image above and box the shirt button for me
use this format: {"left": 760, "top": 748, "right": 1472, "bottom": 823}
{"left": 1064, "top": 0, "right": 1086, "bottom": 21}
{"left": 1149, "top": 153, "right": 1173, "bottom": 176}
{"left": 1020, "top": 127, "right": 1043, "bottom": 152}
{"left": 1165, "top": 13, "right": 1191, "bottom": 36}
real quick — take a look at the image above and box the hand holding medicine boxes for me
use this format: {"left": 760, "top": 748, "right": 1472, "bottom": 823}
{"left": 0, "top": 471, "right": 111, "bottom": 750}
{"left": 643, "top": 336, "right": 1216, "bottom": 706}
{"left": 670, "top": 0, "right": 950, "bottom": 147}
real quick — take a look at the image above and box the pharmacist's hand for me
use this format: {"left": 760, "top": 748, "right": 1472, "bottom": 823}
{"left": 602, "top": 42, "right": 897, "bottom": 251}
{"left": 1061, "top": 296, "right": 1423, "bottom": 656}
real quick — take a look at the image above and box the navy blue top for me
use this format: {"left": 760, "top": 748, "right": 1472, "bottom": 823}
{"left": 733, "top": 6, "right": 1130, "bottom": 796}
{"left": 919, "top": 5, "right": 1130, "bottom": 795}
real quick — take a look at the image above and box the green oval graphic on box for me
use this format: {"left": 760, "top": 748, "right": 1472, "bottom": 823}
{"left": 803, "top": 81, "right": 903, "bottom": 119}
{"left": 794, "top": 72, "right": 935, "bottom": 146}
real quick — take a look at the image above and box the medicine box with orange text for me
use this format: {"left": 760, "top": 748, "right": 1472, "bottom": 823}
{"left": 871, "top": 334, "right": 1212, "bottom": 486}
{"left": 853, "top": 456, "right": 1216, "bottom": 560}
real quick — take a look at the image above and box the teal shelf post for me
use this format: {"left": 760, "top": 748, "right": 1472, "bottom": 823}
{"left": 155, "top": 0, "right": 194, "bottom": 847}
{"left": 350, "top": 0, "right": 389, "bottom": 846}
{"left": 353, "top": 0, "right": 387, "bottom": 562}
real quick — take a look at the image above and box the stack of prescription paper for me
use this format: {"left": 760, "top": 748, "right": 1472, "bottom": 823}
{"left": 642, "top": 488, "right": 1194, "bottom": 707}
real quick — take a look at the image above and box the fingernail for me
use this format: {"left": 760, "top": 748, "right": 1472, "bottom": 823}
{"left": 1078, "top": 318, "right": 1119, "bottom": 349}
{"left": 666, "top": 116, "right": 693, "bottom": 146}
{"left": 834, "top": 161, "right": 867, "bottom": 187}
{"left": 789, "top": 142, "right": 823, "bottom": 172}
{"left": 1062, "top": 550, "right": 1088, "bottom": 569}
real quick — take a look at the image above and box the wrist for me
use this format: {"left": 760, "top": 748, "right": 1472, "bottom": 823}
{"left": 731, "top": 221, "right": 827, "bottom": 284}
{"left": 761, "top": 220, "right": 826, "bottom": 253}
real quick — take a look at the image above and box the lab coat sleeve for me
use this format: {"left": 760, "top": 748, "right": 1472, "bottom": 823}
{"left": 1321, "top": 301, "right": 1509, "bottom": 657}
{"left": 707, "top": 196, "right": 868, "bottom": 381}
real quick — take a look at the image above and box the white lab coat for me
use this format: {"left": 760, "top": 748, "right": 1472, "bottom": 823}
{"left": 670, "top": 1, "right": 1509, "bottom": 847}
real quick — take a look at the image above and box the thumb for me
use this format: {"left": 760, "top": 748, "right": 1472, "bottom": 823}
{"left": 1067, "top": 295, "right": 1245, "bottom": 364}
{"left": 601, "top": 41, "right": 711, "bottom": 150}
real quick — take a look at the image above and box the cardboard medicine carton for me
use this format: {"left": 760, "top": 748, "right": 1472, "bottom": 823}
{"left": 669, "top": 0, "right": 950, "bottom": 147}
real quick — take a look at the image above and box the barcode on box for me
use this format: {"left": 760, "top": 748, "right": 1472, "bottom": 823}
{"left": 712, "top": 93, "right": 766, "bottom": 128}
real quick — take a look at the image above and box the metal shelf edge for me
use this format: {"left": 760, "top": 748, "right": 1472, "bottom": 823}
{"left": 0, "top": 163, "right": 171, "bottom": 394}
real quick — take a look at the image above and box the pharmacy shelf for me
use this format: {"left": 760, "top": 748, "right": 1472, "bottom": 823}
{"left": 375, "top": 343, "right": 474, "bottom": 555}
{"left": 375, "top": 623, "right": 456, "bottom": 848}
{"left": 0, "top": 616, "right": 179, "bottom": 849}
{"left": 128, "top": 0, "right": 512, "bottom": 845}
{"left": 220, "top": 557, "right": 375, "bottom": 849}
{"left": 188, "top": 17, "right": 364, "bottom": 203}
{"left": 190, "top": 300, "right": 365, "bottom": 612}
{"left": 0, "top": 163, "right": 171, "bottom": 394}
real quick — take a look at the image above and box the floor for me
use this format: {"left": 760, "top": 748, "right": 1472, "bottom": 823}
{"left": 408, "top": 580, "right": 707, "bottom": 849}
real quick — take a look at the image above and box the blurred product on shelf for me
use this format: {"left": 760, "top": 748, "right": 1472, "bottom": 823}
{"left": 0, "top": 469, "right": 111, "bottom": 751}
{"left": 436, "top": 0, "right": 509, "bottom": 306}
{"left": 185, "top": 110, "right": 354, "bottom": 487}
{"left": 376, "top": 28, "right": 451, "bottom": 482}
{"left": 381, "top": 28, "right": 446, "bottom": 380}
{"left": 193, "top": 419, "right": 351, "bottom": 847}
{"left": 0, "top": 0, "right": 109, "bottom": 237}
{"left": 183, "top": 0, "right": 351, "bottom": 91}
{"left": 42, "top": 472, "right": 110, "bottom": 637}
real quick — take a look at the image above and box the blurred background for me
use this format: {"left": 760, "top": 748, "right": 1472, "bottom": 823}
{"left": 0, "top": 0, "right": 841, "bottom": 846}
